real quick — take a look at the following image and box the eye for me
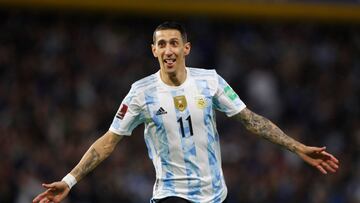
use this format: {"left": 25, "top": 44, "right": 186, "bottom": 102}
{"left": 157, "top": 40, "right": 166, "bottom": 48}
{"left": 170, "top": 40, "right": 179, "bottom": 46}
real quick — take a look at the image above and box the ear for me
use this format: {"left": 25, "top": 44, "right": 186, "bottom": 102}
{"left": 183, "top": 42, "right": 191, "bottom": 56}
{"left": 151, "top": 44, "right": 158, "bottom": 58}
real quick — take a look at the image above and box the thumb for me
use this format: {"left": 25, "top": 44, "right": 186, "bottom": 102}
{"left": 308, "top": 147, "right": 326, "bottom": 153}
{"left": 315, "top": 146, "right": 326, "bottom": 153}
{"left": 42, "top": 182, "right": 57, "bottom": 189}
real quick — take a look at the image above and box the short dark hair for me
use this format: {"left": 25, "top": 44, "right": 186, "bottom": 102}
{"left": 153, "top": 21, "right": 188, "bottom": 43}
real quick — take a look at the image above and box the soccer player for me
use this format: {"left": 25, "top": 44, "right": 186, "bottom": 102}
{"left": 33, "top": 21, "right": 339, "bottom": 203}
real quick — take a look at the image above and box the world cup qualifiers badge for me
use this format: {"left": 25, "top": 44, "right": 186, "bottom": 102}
{"left": 116, "top": 104, "right": 128, "bottom": 119}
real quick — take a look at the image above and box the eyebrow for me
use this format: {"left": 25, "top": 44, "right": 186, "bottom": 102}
{"left": 156, "top": 38, "right": 180, "bottom": 44}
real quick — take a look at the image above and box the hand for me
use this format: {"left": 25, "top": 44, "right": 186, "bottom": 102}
{"left": 297, "top": 146, "right": 339, "bottom": 174}
{"left": 33, "top": 181, "right": 70, "bottom": 203}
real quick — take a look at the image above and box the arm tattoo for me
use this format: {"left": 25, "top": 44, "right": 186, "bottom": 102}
{"left": 238, "top": 108, "right": 300, "bottom": 153}
{"left": 69, "top": 132, "right": 122, "bottom": 182}
{"left": 71, "top": 148, "right": 101, "bottom": 181}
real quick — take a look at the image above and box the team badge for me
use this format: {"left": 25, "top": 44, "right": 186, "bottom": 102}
{"left": 173, "top": 95, "right": 187, "bottom": 112}
{"left": 195, "top": 95, "right": 207, "bottom": 109}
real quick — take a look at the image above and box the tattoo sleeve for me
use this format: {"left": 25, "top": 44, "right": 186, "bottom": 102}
{"left": 237, "top": 108, "right": 302, "bottom": 153}
{"left": 70, "top": 148, "right": 101, "bottom": 181}
{"left": 70, "top": 131, "right": 122, "bottom": 181}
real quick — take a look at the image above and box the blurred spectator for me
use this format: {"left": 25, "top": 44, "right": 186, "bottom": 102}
{"left": 0, "top": 11, "right": 358, "bottom": 203}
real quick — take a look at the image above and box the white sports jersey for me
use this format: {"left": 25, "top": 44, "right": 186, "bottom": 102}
{"left": 109, "top": 67, "right": 246, "bottom": 203}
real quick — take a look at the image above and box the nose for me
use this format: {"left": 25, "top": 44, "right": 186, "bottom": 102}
{"left": 164, "top": 44, "right": 173, "bottom": 55}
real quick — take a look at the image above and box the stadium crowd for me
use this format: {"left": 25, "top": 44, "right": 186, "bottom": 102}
{"left": 0, "top": 12, "right": 359, "bottom": 203}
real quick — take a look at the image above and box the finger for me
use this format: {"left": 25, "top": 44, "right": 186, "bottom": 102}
{"left": 39, "top": 197, "right": 49, "bottom": 203}
{"left": 326, "top": 159, "right": 339, "bottom": 168}
{"left": 46, "top": 195, "right": 54, "bottom": 201}
{"left": 332, "top": 156, "right": 339, "bottom": 164}
{"left": 316, "top": 164, "right": 327, "bottom": 174}
{"left": 321, "top": 151, "right": 339, "bottom": 163}
{"left": 326, "top": 159, "right": 339, "bottom": 170}
{"left": 42, "top": 183, "right": 56, "bottom": 189}
{"left": 33, "top": 192, "right": 50, "bottom": 203}
{"left": 327, "top": 153, "right": 340, "bottom": 163}
{"left": 315, "top": 146, "right": 326, "bottom": 153}
{"left": 321, "top": 161, "right": 336, "bottom": 173}
{"left": 307, "top": 146, "right": 326, "bottom": 154}
{"left": 33, "top": 195, "right": 42, "bottom": 203}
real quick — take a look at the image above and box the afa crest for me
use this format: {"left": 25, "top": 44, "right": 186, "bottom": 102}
{"left": 195, "top": 96, "right": 207, "bottom": 109}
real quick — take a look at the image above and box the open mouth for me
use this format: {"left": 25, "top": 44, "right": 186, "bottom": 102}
{"left": 164, "top": 58, "right": 176, "bottom": 66}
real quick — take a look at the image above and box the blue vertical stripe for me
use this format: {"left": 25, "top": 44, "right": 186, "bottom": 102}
{"left": 195, "top": 80, "right": 223, "bottom": 200}
{"left": 144, "top": 87, "right": 175, "bottom": 194}
{"left": 171, "top": 90, "right": 201, "bottom": 201}
{"left": 144, "top": 137, "right": 154, "bottom": 160}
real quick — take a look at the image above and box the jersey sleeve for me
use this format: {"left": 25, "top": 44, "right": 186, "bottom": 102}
{"left": 213, "top": 73, "right": 246, "bottom": 117}
{"left": 109, "top": 85, "right": 143, "bottom": 136}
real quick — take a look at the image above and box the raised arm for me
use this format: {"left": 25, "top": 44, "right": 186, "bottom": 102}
{"left": 236, "top": 107, "right": 339, "bottom": 174}
{"left": 33, "top": 131, "right": 123, "bottom": 203}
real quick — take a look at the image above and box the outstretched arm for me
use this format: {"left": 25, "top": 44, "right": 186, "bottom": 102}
{"left": 33, "top": 131, "right": 123, "bottom": 203}
{"left": 70, "top": 131, "right": 123, "bottom": 181}
{"left": 236, "top": 108, "right": 339, "bottom": 174}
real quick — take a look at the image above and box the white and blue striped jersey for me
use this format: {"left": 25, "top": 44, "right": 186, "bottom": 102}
{"left": 109, "top": 67, "right": 246, "bottom": 203}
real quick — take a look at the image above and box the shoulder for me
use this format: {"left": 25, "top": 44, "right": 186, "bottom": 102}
{"left": 130, "top": 73, "right": 158, "bottom": 92}
{"left": 188, "top": 67, "right": 220, "bottom": 93}
{"left": 188, "top": 67, "right": 218, "bottom": 79}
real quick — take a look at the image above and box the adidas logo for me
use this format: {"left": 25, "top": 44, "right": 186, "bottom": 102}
{"left": 155, "top": 107, "right": 167, "bottom": 115}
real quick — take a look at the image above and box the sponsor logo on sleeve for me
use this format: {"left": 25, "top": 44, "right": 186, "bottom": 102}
{"left": 116, "top": 104, "right": 128, "bottom": 120}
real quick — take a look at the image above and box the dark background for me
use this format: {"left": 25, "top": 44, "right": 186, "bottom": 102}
{"left": 0, "top": 1, "right": 359, "bottom": 202}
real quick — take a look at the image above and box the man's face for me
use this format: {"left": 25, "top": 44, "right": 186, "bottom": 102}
{"left": 152, "top": 29, "right": 191, "bottom": 74}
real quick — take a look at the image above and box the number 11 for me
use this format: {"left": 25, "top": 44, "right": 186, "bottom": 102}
{"left": 177, "top": 115, "right": 193, "bottom": 138}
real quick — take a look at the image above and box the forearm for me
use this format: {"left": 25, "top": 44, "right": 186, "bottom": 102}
{"left": 69, "top": 131, "right": 122, "bottom": 182}
{"left": 237, "top": 108, "right": 305, "bottom": 153}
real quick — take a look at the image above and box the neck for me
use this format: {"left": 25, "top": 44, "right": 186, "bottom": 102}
{"left": 160, "top": 67, "right": 187, "bottom": 86}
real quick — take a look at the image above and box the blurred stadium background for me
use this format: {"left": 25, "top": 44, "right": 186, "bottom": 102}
{"left": 0, "top": 0, "right": 359, "bottom": 202}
